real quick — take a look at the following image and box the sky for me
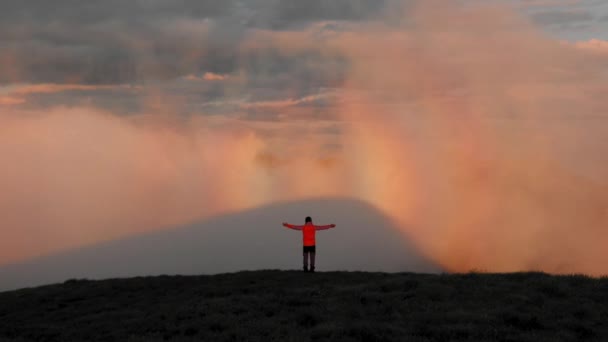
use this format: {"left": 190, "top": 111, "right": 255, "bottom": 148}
{"left": 1, "top": 0, "right": 607, "bottom": 276}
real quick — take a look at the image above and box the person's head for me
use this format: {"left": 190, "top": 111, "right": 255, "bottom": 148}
{"left": 305, "top": 216, "right": 312, "bottom": 223}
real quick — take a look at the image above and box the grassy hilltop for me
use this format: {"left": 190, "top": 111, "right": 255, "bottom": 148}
{"left": 0, "top": 270, "right": 607, "bottom": 341}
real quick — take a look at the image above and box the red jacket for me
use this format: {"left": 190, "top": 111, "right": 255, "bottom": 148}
{"left": 284, "top": 222, "right": 334, "bottom": 246}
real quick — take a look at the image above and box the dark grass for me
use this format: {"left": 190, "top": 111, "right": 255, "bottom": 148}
{"left": 0, "top": 271, "right": 607, "bottom": 341}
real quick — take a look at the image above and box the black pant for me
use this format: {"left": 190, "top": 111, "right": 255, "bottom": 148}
{"left": 303, "top": 245, "right": 316, "bottom": 269}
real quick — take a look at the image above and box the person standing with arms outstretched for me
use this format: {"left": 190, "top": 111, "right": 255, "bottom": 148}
{"left": 283, "top": 216, "right": 336, "bottom": 272}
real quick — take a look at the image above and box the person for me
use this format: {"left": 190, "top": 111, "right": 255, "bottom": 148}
{"left": 283, "top": 216, "right": 336, "bottom": 272}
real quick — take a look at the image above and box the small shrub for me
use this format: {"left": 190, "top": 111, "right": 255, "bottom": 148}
{"left": 568, "top": 322, "right": 596, "bottom": 339}
{"left": 182, "top": 325, "right": 198, "bottom": 337}
{"left": 537, "top": 282, "right": 567, "bottom": 298}
{"left": 296, "top": 310, "right": 320, "bottom": 328}
{"left": 500, "top": 311, "right": 544, "bottom": 331}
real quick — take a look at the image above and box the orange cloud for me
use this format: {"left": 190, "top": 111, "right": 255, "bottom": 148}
{"left": 0, "top": 105, "right": 350, "bottom": 265}
{"left": 2, "top": 83, "right": 133, "bottom": 96}
{"left": 203, "top": 72, "right": 228, "bottom": 81}
{"left": 240, "top": 94, "right": 331, "bottom": 110}
{"left": 0, "top": 97, "right": 25, "bottom": 105}
{"left": 0, "top": 108, "right": 265, "bottom": 263}
{"left": 333, "top": 2, "right": 608, "bottom": 275}
{"left": 183, "top": 72, "right": 230, "bottom": 81}
{"left": 572, "top": 39, "right": 608, "bottom": 54}
{"left": 0, "top": 83, "right": 138, "bottom": 106}
{"left": 243, "top": 0, "right": 608, "bottom": 275}
{"left": 0, "top": 83, "right": 138, "bottom": 105}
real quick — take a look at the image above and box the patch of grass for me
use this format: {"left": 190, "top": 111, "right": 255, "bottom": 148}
{"left": 0, "top": 271, "right": 607, "bottom": 341}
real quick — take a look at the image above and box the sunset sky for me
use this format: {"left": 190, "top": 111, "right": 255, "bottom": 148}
{"left": 1, "top": 0, "right": 607, "bottom": 275}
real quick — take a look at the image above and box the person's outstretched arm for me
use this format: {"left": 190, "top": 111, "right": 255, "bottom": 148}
{"left": 314, "top": 224, "right": 336, "bottom": 231}
{"left": 283, "top": 222, "right": 304, "bottom": 230}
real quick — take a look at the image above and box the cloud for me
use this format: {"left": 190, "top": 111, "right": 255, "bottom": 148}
{"left": 0, "top": 16, "right": 221, "bottom": 84}
{"left": 0, "top": 83, "right": 143, "bottom": 113}
{"left": 203, "top": 72, "right": 229, "bottom": 81}
{"left": 0, "top": 107, "right": 262, "bottom": 263}
{"left": 515, "top": 0, "right": 584, "bottom": 8}
{"left": 572, "top": 38, "right": 608, "bottom": 54}
{"left": 1, "top": 0, "right": 608, "bottom": 276}
{"left": 0, "top": 0, "right": 388, "bottom": 85}
{"left": 0, "top": 96, "right": 25, "bottom": 105}
{"left": 240, "top": 0, "right": 608, "bottom": 275}
{"left": 0, "top": 105, "right": 349, "bottom": 265}
{"left": 334, "top": 2, "right": 608, "bottom": 275}
{"left": 530, "top": 9, "right": 593, "bottom": 25}
{"left": 240, "top": 93, "right": 333, "bottom": 110}
{"left": 0, "top": 83, "right": 136, "bottom": 97}
{"left": 183, "top": 72, "right": 230, "bottom": 81}
{"left": 254, "top": 0, "right": 389, "bottom": 29}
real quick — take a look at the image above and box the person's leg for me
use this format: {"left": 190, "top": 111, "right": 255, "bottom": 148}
{"left": 310, "top": 252, "right": 316, "bottom": 272}
{"left": 303, "top": 248, "right": 309, "bottom": 271}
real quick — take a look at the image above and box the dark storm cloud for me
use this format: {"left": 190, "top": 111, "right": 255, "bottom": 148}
{"left": 0, "top": 0, "right": 385, "bottom": 26}
{"left": 20, "top": 87, "right": 144, "bottom": 114}
{"left": 246, "top": 0, "right": 388, "bottom": 29}
{"left": 239, "top": 103, "right": 337, "bottom": 123}
{"left": 0, "top": 19, "right": 235, "bottom": 84}
{"left": 239, "top": 47, "right": 348, "bottom": 95}
{"left": 530, "top": 10, "right": 594, "bottom": 26}
{"left": 0, "top": 0, "right": 386, "bottom": 85}
{"left": 0, "top": 0, "right": 227, "bottom": 22}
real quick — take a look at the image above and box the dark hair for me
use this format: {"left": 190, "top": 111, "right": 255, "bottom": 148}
{"left": 305, "top": 216, "right": 312, "bottom": 223}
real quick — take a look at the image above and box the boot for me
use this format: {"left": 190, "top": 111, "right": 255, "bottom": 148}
{"left": 303, "top": 266, "right": 309, "bottom": 272}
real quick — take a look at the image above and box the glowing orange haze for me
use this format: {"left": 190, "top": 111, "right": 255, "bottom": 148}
{"left": 1, "top": 2, "right": 607, "bottom": 275}
{"left": 332, "top": 2, "right": 608, "bottom": 275}
{"left": 0, "top": 108, "right": 351, "bottom": 264}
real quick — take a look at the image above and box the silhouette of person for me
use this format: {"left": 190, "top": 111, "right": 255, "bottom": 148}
{"left": 283, "top": 216, "right": 336, "bottom": 272}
